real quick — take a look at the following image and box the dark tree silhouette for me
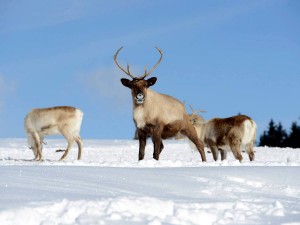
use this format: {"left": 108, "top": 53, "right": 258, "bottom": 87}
{"left": 259, "top": 120, "right": 287, "bottom": 147}
{"left": 284, "top": 122, "right": 300, "bottom": 148}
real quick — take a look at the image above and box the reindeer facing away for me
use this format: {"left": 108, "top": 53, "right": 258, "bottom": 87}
{"left": 192, "top": 114, "right": 256, "bottom": 162}
{"left": 24, "top": 106, "right": 83, "bottom": 161}
{"left": 114, "top": 47, "right": 206, "bottom": 161}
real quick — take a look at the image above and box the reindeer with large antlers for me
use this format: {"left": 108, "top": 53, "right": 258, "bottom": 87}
{"left": 114, "top": 47, "right": 206, "bottom": 161}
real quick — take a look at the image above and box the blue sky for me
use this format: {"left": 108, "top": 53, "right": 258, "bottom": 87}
{"left": 0, "top": 0, "right": 299, "bottom": 140}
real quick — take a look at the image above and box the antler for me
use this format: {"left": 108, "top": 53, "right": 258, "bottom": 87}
{"left": 114, "top": 47, "right": 163, "bottom": 79}
{"left": 189, "top": 105, "right": 206, "bottom": 115}
{"left": 113, "top": 46, "right": 135, "bottom": 79}
{"left": 139, "top": 47, "right": 163, "bottom": 79}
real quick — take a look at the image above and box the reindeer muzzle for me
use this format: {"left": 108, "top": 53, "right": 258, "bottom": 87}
{"left": 135, "top": 93, "right": 145, "bottom": 104}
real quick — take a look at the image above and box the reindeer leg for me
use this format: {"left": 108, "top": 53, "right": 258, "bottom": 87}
{"left": 207, "top": 141, "right": 218, "bottom": 161}
{"left": 219, "top": 149, "right": 228, "bottom": 160}
{"left": 39, "top": 136, "right": 44, "bottom": 157}
{"left": 245, "top": 143, "right": 255, "bottom": 161}
{"left": 60, "top": 138, "right": 74, "bottom": 161}
{"left": 152, "top": 126, "right": 163, "bottom": 160}
{"left": 151, "top": 137, "right": 161, "bottom": 160}
{"left": 138, "top": 129, "right": 147, "bottom": 160}
{"left": 60, "top": 130, "right": 75, "bottom": 160}
{"left": 183, "top": 124, "right": 206, "bottom": 162}
{"left": 75, "top": 136, "right": 83, "bottom": 160}
{"left": 160, "top": 141, "right": 164, "bottom": 154}
{"left": 229, "top": 138, "right": 243, "bottom": 162}
{"left": 33, "top": 132, "right": 42, "bottom": 161}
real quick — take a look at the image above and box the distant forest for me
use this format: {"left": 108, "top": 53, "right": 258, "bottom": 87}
{"left": 259, "top": 119, "right": 300, "bottom": 148}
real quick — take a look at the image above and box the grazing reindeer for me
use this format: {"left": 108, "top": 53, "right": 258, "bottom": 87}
{"left": 192, "top": 115, "right": 256, "bottom": 162}
{"left": 188, "top": 104, "right": 205, "bottom": 125}
{"left": 175, "top": 105, "right": 206, "bottom": 139}
{"left": 114, "top": 47, "right": 206, "bottom": 161}
{"left": 24, "top": 106, "right": 83, "bottom": 161}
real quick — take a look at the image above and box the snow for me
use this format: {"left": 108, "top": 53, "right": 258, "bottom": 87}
{"left": 0, "top": 138, "right": 300, "bottom": 225}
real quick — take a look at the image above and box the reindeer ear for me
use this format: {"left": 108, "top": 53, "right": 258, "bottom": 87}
{"left": 121, "top": 78, "right": 131, "bottom": 88}
{"left": 147, "top": 77, "right": 157, "bottom": 87}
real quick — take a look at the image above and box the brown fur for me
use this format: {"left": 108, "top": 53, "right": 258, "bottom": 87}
{"left": 175, "top": 108, "right": 205, "bottom": 140}
{"left": 39, "top": 106, "right": 76, "bottom": 112}
{"left": 115, "top": 48, "right": 206, "bottom": 161}
{"left": 193, "top": 115, "right": 256, "bottom": 162}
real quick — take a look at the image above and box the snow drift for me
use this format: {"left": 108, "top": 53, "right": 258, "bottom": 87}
{"left": 0, "top": 139, "right": 299, "bottom": 225}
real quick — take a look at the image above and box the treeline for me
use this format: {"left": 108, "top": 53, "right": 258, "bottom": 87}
{"left": 259, "top": 119, "right": 300, "bottom": 148}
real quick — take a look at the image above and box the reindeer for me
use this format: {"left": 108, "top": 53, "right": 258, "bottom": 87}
{"left": 191, "top": 114, "right": 257, "bottom": 162}
{"left": 188, "top": 104, "right": 205, "bottom": 126}
{"left": 114, "top": 47, "right": 206, "bottom": 161}
{"left": 24, "top": 106, "right": 83, "bottom": 161}
{"left": 175, "top": 105, "right": 206, "bottom": 139}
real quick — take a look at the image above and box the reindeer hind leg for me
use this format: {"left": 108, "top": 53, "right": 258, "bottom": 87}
{"left": 245, "top": 143, "right": 255, "bottom": 161}
{"left": 229, "top": 141, "right": 243, "bottom": 162}
{"left": 182, "top": 124, "right": 206, "bottom": 162}
{"left": 60, "top": 138, "right": 74, "bottom": 160}
{"left": 75, "top": 136, "right": 82, "bottom": 160}
{"left": 60, "top": 130, "right": 75, "bottom": 161}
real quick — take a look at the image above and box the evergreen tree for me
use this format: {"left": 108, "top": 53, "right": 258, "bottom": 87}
{"left": 275, "top": 122, "right": 288, "bottom": 147}
{"left": 259, "top": 131, "right": 269, "bottom": 146}
{"left": 259, "top": 119, "right": 276, "bottom": 147}
{"left": 285, "top": 122, "right": 300, "bottom": 148}
{"left": 259, "top": 120, "right": 287, "bottom": 147}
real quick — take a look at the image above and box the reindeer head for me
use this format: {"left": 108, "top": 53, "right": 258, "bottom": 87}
{"left": 114, "top": 47, "right": 162, "bottom": 105}
{"left": 188, "top": 105, "right": 206, "bottom": 125}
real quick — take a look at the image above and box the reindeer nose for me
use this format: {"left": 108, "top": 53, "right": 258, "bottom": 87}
{"left": 136, "top": 93, "right": 144, "bottom": 100}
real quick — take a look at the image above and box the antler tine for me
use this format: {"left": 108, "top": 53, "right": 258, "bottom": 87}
{"left": 140, "top": 47, "right": 163, "bottom": 79}
{"left": 195, "top": 109, "right": 206, "bottom": 114}
{"left": 189, "top": 105, "right": 195, "bottom": 114}
{"left": 113, "top": 46, "right": 135, "bottom": 79}
{"left": 127, "top": 64, "right": 132, "bottom": 75}
{"left": 189, "top": 105, "right": 206, "bottom": 115}
{"left": 143, "top": 65, "right": 147, "bottom": 76}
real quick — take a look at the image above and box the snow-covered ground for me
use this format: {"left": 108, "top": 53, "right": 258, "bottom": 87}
{"left": 0, "top": 138, "right": 300, "bottom": 225}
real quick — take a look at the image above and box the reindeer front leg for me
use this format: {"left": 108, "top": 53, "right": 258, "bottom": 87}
{"left": 152, "top": 126, "right": 163, "bottom": 160}
{"left": 138, "top": 129, "right": 147, "bottom": 160}
{"left": 207, "top": 140, "right": 219, "bottom": 161}
{"left": 33, "top": 132, "right": 43, "bottom": 161}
